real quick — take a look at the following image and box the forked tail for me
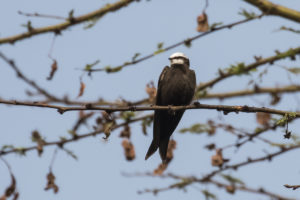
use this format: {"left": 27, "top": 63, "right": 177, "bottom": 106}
{"left": 159, "top": 137, "right": 170, "bottom": 163}
{"left": 145, "top": 140, "right": 159, "bottom": 160}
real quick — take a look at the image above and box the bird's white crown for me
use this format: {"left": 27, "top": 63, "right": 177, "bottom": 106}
{"left": 169, "top": 52, "right": 188, "bottom": 60}
{"left": 169, "top": 52, "right": 189, "bottom": 65}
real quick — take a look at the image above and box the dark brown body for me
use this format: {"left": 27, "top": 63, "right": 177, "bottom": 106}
{"left": 145, "top": 63, "right": 196, "bottom": 162}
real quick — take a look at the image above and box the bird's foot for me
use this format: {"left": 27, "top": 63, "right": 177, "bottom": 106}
{"left": 193, "top": 101, "right": 201, "bottom": 106}
{"left": 167, "top": 105, "right": 176, "bottom": 115}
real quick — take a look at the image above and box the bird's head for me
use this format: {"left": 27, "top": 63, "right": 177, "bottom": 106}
{"left": 169, "top": 52, "right": 190, "bottom": 67}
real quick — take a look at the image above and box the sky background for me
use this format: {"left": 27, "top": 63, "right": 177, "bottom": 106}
{"left": 1, "top": 0, "right": 300, "bottom": 199}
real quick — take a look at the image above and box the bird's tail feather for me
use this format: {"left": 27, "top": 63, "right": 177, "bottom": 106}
{"left": 159, "top": 137, "right": 170, "bottom": 163}
{"left": 145, "top": 140, "right": 159, "bottom": 160}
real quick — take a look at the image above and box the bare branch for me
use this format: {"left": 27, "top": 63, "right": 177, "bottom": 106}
{"left": 0, "top": 99, "right": 300, "bottom": 117}
{"left": 134, "top": 172, "right": 295, "bottom": 199}
{"left": 209, "top": 179, "right": 296, "bottom": 200}
{"left": 0, "top": 114, "right": 152, "bottom": 156}
{"left": 202, "top": 144, "right": 300, "bottom": 181}
{"left": 244, "top": 0, "right": 300, "bottom": 23}
{"left": 137, "top": 145, "right": 300, "bottom": 199}
{"left": 197, "top": 46, "right": 300, "bottom": 91}
{"left": 284, "top": 184, "right": 300, "bottom": 190}
{"left": 201, "top": 85, "right": 300, "bottom": 99}
{"left": 38, "top": 84, "right": 300, "bottom": 108}
{"left": 0, "top": 0, "right": 137, "bottom": 45}
{"left": 0, "top": 52, "right": 59, "bottom": 100}
{"left": 87, "top": 14, "right": 263, "bottom": 73}
{"left": 221, "top": 122, "right": 281, "bottom": 150}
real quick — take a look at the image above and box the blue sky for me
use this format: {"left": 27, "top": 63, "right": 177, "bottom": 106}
{"left": 1, "top": 0, "right": 300, "bottom": 199}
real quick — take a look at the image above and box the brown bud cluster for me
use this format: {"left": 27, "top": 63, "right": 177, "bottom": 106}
{"left": 44, "top": 171, "right": 59, "bottom": 194}
{"left": 226, "top": 185, "right": 235, "bottom": 194}
{"left": 121, "top": 139, "right": 136, "bottom": 161}
{"left": 145, "top": 81, "right": 157, "bottom": 103}
{"left": 197, "top": 12, "right": 209, "bottom": 32}
{"left": 211, "top": 149, "right": 228, "bottom": 167}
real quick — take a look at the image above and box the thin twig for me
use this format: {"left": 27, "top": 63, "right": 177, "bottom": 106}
{"left": 87, "top": 14, "right": 264, "bottom": 73}
{"left": 0, "top": 114, "right": 153, "bottom": 156}
{"left": 18, "top": 11, "right": 67, "bottom": 20}
{"left": 203, "top": 0, "right": 209, "bottom": 13}
{"left": 0, "top": 157, "right": 13, "bottom": 175}
{"left": 49, "top": 148, "right": 58, "bottom": 171}
{"left": 209, "top": 179, "right": 295, "bottom": 200}
{"left": 134, "top": 172, "right": 295, "bottom": 200}
{"left": 202, "top": 144, "right": 300, "bottom": 181}
{"left": 136, "top": 145, "right": 300, "bottom": 199}
{"left": 284, "top": 184, "right": 300, "bottom": 190}
{"left": 0, "top": 52, "right": 59, "bottom": 100}
{"left": 201, "top": 85, "right": 300, "bottom": 99}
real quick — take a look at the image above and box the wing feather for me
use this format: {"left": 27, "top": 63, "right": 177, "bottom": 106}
{"left": 145, "top": 66, "right": 170, "bottom": 160}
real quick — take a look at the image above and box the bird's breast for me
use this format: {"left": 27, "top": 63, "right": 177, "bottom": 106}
{"left": 159, "top": 69, "right": 194, "bottom": 106}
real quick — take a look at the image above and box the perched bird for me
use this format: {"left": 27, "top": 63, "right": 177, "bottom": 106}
{"left": 145, "top": 52, "right": 196, "bottom": 162}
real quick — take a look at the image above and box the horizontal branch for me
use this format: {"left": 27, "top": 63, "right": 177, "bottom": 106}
{"left": 244, "top": 0, "right": 300, "bottom": 23}
{"left": 38, "top": 84, "right": 300, "bottom": 107}
{"left": 201, "top": 85, "right": 300, "bottom": 99}
{"left": 0, "top": 0, "right": 136, "bottom": 45}
{"left": 197, "top": 46, "right": 300, "bottom": 91}
{"left": 0, "top": 99, "right": 299, "bottom": 117}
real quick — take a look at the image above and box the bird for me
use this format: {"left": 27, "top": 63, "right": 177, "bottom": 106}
{"left": 145, "top": 52, "right": 196, "bottom": 162}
